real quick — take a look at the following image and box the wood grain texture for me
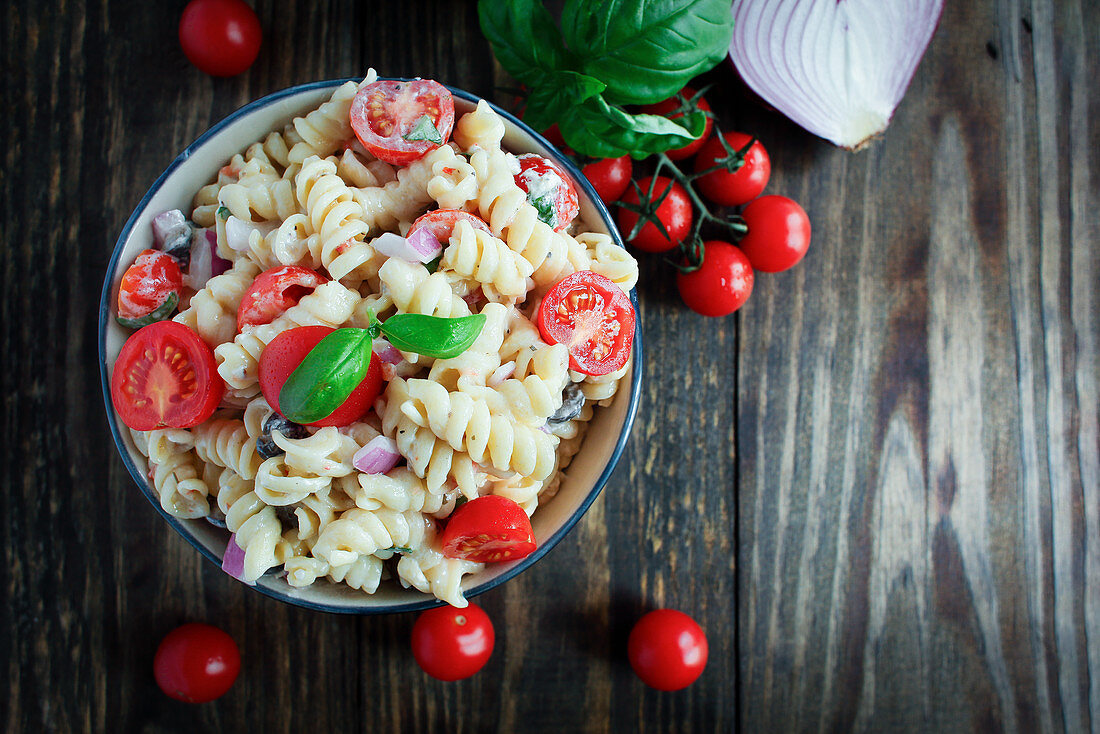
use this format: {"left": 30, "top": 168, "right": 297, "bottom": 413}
{"left": 736, "top": 0, "right": 1100, "bottom": 731}
{"left": 0, "top": 0, "right": 1094, "bottom": 732}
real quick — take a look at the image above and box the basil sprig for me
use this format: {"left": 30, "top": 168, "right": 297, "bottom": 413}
{"left": 479, "top": 0, "right": 733, "bottom": 158}
{"left": 277, "top": 313, "right": 487, "bottom": 424}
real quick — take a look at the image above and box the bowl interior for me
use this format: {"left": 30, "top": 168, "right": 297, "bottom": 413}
{"left": 100, "top": 80, "right": 641, "bottom": 613}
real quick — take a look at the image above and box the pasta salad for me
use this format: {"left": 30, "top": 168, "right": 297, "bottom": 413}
{"left": 109, "top": 71, "right": 638, "bottom": 608}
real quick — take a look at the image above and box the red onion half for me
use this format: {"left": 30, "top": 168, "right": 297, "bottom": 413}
{"left": 729, "top": 0, "right": 944, "bottom": 149}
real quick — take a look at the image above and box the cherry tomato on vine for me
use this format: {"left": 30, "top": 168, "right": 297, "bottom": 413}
{"left": 178, "top": 0, "right": 262, "bottom": 78}
{"left": 582, "top": 156, "right": 633, "bottom": 206}
{"left": 237, "top": 265, "right": 326, "bottom": 331}
{"left": 153, "top": 623, "right": 240, "bottom": 703}
{"left": 628, "top": 609, "right": 708, "bottom": 691}
{"left": 694, "top": 132, "right": 771, "bottom": 207}
{"left": 407, "top": 209, "right": 491, "bottom": 243}
{"left": 111, "top": 321, "right": 224, "bottom": 431}
{"left": 258, "top": 326, "right": 383, "bottom": 427}
{"left": 617, "top": 176, "right": 692, "bottom": 253}
{"left": 676, "top": 241, "right": 754, "bottom": 317}
{"left": 514, "top": 154, "right": 579, "bottom": 232}
{"left": 411, "top": 603, "right": 495, "bottom": 681}
{"left": 441, "top": 495, "right": 537, "bottom": 562}
{"left": 350, "top": 79, "right": 455, "bottom": 166}
{"left": 639, "top": 86, "right": 714, "bottom": 161}
{"left": 738, "top": 196, "right": 811, "bottom": 273}
{"left": 117, "top": 249, "right": 184, "bottom": 323}
{"left": 538, "top": 271, "right": 635, "bottom": 376}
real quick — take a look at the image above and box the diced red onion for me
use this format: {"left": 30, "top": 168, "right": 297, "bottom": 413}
{"left": 372, "top": 337, "right": 403, "bottom": 365}
{"left": 371, "top": 231, "right": 441, "bottom": 264}
{"left": 488, "top": 362, "right": 515, "bottom": 387}
{"left": 729, "top": 0, "right": 944, "bottom": 149}
{"left": 185, "top": 232, "right": 213, "bottom": 290}
{"left": 352, "top": 436, "right": 401, "bottom": 474}
{"left": 207, "top": 229, "right": 231, "bottom": 276}
{"left": 221, "top": 533, "right": 252, "bottom": 585}
{"left": 224, "top": 216, "right": 254, "bottom": 253}
{"left": 152, "top": 209, "right": 188, "bottom": 247}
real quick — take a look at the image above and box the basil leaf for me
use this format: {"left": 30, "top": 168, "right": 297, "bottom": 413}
{"left": 522, "top": 71, "right": 607, "bottom": 133}
{"left": 278, "top": 328, "right": 373, "bottom": 424}
{"left": 404, "top": 114, "right": 443, "bottom": 145}
{"left": 380, "top": 314, "right": 487, "bottom": 359}
{"left": 116, "top": 290, "right": 179, "bottom": 330}
{"left": 529, "top": 193, "right": 557, "bottom": 229}
{"left": 560, "top": 0, "right": 736, "bottom": 105}
{"left": 216, "top": 205, "right": 230, "bottom": 220}
{"left": 479, "top": 0, "right": 572, "bottom": 87}
{"left": 558, "top": 96, "right": 705, "bottom": 158}
{"left": 388, "top": 546, "right": 414, "bottom": 554}
{"left": 424, "top": 255, "right": 442, "bottom": 273}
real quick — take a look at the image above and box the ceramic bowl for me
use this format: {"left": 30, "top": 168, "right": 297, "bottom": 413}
{"left": 99, "top": 79, "right": 641, "bottom": 613}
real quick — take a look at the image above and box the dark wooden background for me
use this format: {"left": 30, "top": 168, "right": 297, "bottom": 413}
{"left": 3, "top": 1, "right": 1097, "bottom": 732}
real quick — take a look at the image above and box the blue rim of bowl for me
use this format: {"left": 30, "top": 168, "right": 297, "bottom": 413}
{"left": 98, "top": 78, "right": 643, "bottom": 615}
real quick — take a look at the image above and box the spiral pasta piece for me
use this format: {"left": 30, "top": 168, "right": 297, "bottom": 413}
{"left": 223, "top": 488, "right": 284, "bottom": 583}
{"left": 312, "top": 507, "right": 431, "bottom": 567}
{"left": 275, "top": 427, "right": 361, "bottom": 478}
{"left": 286, "top": 77, "right": 369, "bottom": 165}
{"left": 378, "top": 257, "right": 471, "bottom": 318}
{"left": 350, "top": 144, "right": 473, "bottom": 232}
{"left": 452, "top": 100, "right": 506, "bottom": 152}
{"left": 214, "top": 279, "right": 361, "bottom": 393}
{"left": 468, "top": 146, "right": 591, "bottom": 285}
{"left": 397, "top": 542, "right": 481, "bottom": 608}
{"left": 296, "top": 155, "right": 378, "bottom": 283}
{"left": 578, "top": 231, "right": 639, "bottom": 293}
{"left": 441, "top": 218, "right": 533, "bottom": 299}
{"left": 174, "top": 258, "right": 261, "bottom": 348}
{"left": 352, "top": 467, "right": 454, "bottom": 514}
{"left": 219, "top": 176, "right": 299, "bottom": 224}
{"left": 253, "top": 456, "right": 332, "bottom": 506}
{"left": 191, "top": 419, "right": 264, "bottom": 480}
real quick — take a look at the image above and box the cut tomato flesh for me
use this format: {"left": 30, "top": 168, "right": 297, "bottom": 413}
{"left": 539, "top": 271, "right": 634, "bottom": 376}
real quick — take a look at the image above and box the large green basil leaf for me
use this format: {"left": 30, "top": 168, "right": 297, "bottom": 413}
{"left": 479, "top": 0, "right": 572, "bottom": 88}
{"left": 560, "top": 0, "right": 736, "bottom": 105}
{"left": 380, "top": 314, "right": 487, "bottom": 359}
{"left": 558, "top": 95, "right": 706, "bottom": 158}
{"left": 522, "top": 70, "right": 607, "bottom": 133}
{"left": 278, "top": 328, "right": 372, "bottom": 424}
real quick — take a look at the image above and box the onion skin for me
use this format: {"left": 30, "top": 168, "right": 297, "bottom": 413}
{"left": 728, "top": 0, "right": 944, "bottom": 149}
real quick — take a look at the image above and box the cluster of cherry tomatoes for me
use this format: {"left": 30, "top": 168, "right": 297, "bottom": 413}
{"left": 574, "top": 87, "right": 812, "bottom": 317}
{"left": 153, "top": 604, "right": 706, "bottom": 701}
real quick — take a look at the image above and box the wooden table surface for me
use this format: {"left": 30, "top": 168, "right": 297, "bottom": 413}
{"left": 3, "top": 1, "right": 1097, "bottom": 732}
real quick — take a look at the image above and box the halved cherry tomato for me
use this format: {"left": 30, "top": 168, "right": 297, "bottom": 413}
{"left": 110, "top": 321, "right": 224, "bottom": 431}
{"left": 154, "top": 623, "right": 240, "bottom": 703}
{"left": 350, "top": 79, "right": 455, "bottom": 166}
{"left": 237, "top": 265, "right": 326, "bottom": 331}
{"left": 582, "top": 156, "right": 633, "bottom": 206}
{"left": 628, "top": 609, "right": 708, "bottom": 691}
{"left": 412, "top": 603, "right": 495, "bottom": 681}
{"left": 513, "top": 154, "right": 579, "bottom": 232}
{"left": 118, "top": 249, "right": 184, "bottom": 321}
{"left": 694, "top": 132, "right": 771, "bottom": 207}
{"left": 616, "top": 176, "right": 693, "bottom": 253}
{"left": 676, "top": 241, "right": 754, "bottom": 317}
{"left": 738, "top": 196, "right": 811, "bottom": 273}
{"left": 407, "top": 209, "right": 492, "bottom": 244}
{"left": 178, "top": 0, "right": 262, "bottom": 78}
{"left": 639, "top": 86, "right": 713, "bottom": 161}
{"left": 258, "top": 326, "right": 382, "bottom": 427}
{"left": 537, "top": 271, "right": 635, "bottom": 376}
{"left": 441, "top": 495, "right": 537, "bottom": 563}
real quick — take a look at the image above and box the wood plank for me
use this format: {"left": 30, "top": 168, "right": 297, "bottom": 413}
{"left": 736, "top": 0, "right": 1100, "bottom": 730}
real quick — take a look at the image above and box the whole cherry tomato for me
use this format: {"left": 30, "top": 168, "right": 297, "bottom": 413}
{"left": 350, "top": 79, "right": 455, "bottom": 166}
{"left": 441, "top": 495, "right": 537, "bottom": 563}
{"left": 411, "top": 603, "right": 495, "bottom": 681}
{"left": 111, "top": 321, "right": 224, "bottom": 431}
{"left": 582, "top": 156, "right": 633, "bottom": 206}
{"left": 694, "top": 132, "right": 771, "bottom": 207}
{"left": 738, "top": 196, "right": 811, "bottom": 273}
{"left": 178, "top": 0, "right": 262, "bottom": 78}
{"left": 639, "top": 86, "right": 714, "bottom": 161}
{"left": 676, "top": 241, "right": 754, "bottom": 317}
{"left": 154, "top": 623, "right": 241, "bottom": 703}
{"left": 258, "top": 326, "right": 383, "bottom": 427}
{"left": 617, "top": 176, "right": 693, "bottom": 253}
{"left": 628, "top": 609, "right": 708, "bottom": 691}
